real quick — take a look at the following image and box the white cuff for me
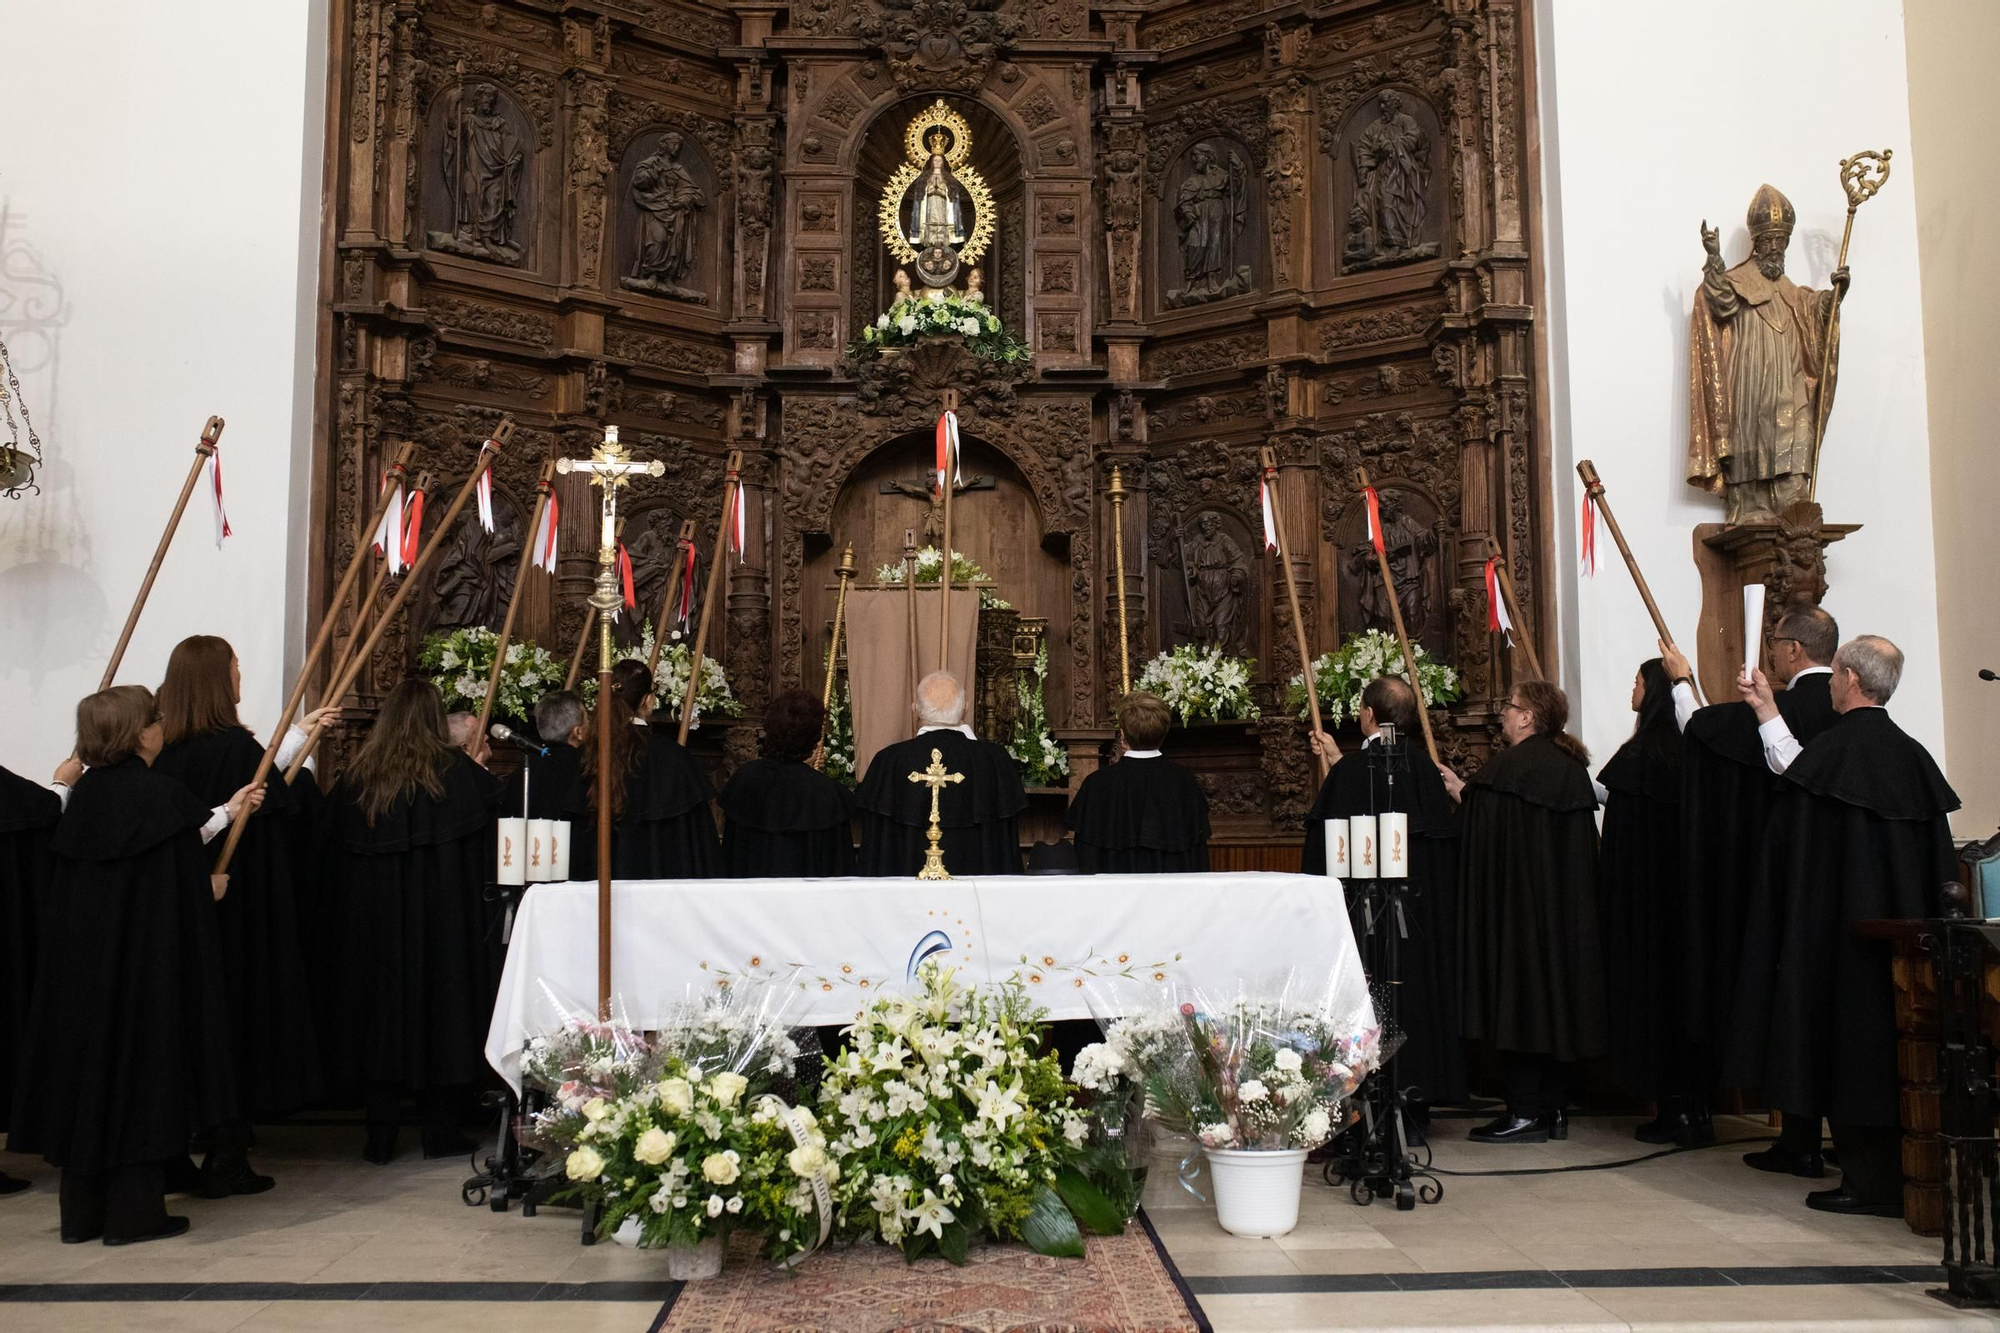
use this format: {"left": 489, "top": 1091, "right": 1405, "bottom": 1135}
{"left": 1671, "top": 681, "right": 1697, "bottom": 733}
{"left": 51, "top": 782, "right": 72, "bottom": 812}
{"left": 1591, "top": 778, "right": 1609, "bottom": 805}
{"left": 1757, "top": 714, "right": 1803, "bottom": 775}
{"left": 275, "top": 723, "right": 315, "bottom": 774}
{"left": 200, "top": 804, "right": 231, "bottom": 844}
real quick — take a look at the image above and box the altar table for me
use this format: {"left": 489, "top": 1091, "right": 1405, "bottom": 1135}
{"left": 485, "top": 871, "right": 1368, "bottom": 1093}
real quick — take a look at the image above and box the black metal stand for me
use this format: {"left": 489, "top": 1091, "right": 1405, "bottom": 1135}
{"left": 460, "top": 1085, "right": 568, "bottom": 1217}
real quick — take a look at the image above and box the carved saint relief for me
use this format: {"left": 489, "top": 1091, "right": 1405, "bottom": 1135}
{"left": 429, "top": 83, "right": 529, "bottom": 265}
{"left": 427, "top": 499, "right": 522, "bottom": 636}
{"left": 1346, "top": 492, "right": 1437, "bottom": 634}
{"left": 621, "top": 133, "right": 709, "bottom": 303}
{"left": 1166, "top": 141, "right": 1254, "bottom": 309}
{"left": 1340, "top": 91, "right": 1442, "bottom": 273}
{"left": 1181, "top": 509, "right": 1252, "bottom": 653}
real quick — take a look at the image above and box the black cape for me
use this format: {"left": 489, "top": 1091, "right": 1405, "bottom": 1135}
{"left": 855, "top": 731, "right": 1026, "bottom": 877}
{"left": 503, "top": 742, "right": 582, "bottom": 822}
{"left": 717, "top": 758, "right": 854, "bottom": 878}
{"left": 1722, "top": 707, "right": 1958, "bottom": 1125}
{"left": 1680, "top": 672, "right": 1836, "bottom": 1047}
{"left": 1064, "top": 756, "right": 1211, "bottom": 874}
{"left": 8, "top": 758, "right": 236, "bottom": 1170}
{"left": 154, "top": 727, "right": 323, "bottom": 1118}
{"left": 1596, "top": 729, "right": 1684, "bottom": 1099}
{"left": 1301, "top": 739, "right": 1464, "bottom": 1105}
{"left": 1458, "top": 734, "right": 1607, "bottom": 1061}
{"left": 0, "top": 766, "right": 61, "bottom": 1135}
{"left": 564, "top": 725, "right": 718, "bottom": 880}
{"left": 327, "top": 752, "right": 501, "bottom": 1092}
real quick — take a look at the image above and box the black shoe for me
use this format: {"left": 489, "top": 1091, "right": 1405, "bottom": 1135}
{"left": 199, "top": 1154, "right": 276, "bottom": 1198}
{"left": 1469, "top": 1114, "right": 1550, "bottom": 1144}
{"left": 1546, "top": 1109, "right": 1569, "bottom": 1141}
{"left": 421, "top": 1129, "right": 476, "bottom": 1161}
{"left": 60, "top": 1226, "right": 103, "bottom": 1244}
{"left": 1685, "top": 1107, "right": 1715, "bottom": 1148}
{"left": 163, "top": 1155, "right": 203, "bottom": 1195}
{"left": 1634, "top": 1112, "right": 1684, "bottom": 1144}
{"left": 1806, "top": 1185, "right": 1901, "bottom": 1218}
{"left": 363, "top": 1125, "right": 399, "bottom": 1166}
{"left": 104, "top": 1216, "right": 191, "bottom": 1246}
{"left": 0, "top": 1172, "right": 30, "bottom": 1196}
{"left": 1744, "top": 1144, "right": 1826, "bottom": 1178}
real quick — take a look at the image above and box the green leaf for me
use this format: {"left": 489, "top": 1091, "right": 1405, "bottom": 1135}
{"left": 1021, "top": 1182, "right": 1085, "bottom": 1258}
{"left": 938, "top": 1218, "right": 971, "bottom": 1266}
{"left": 1055, "top": 1166, "right": 1127, "bottom": 1236}
{"left": 900, "top": 1231, "right": 932, "bottom": 1264}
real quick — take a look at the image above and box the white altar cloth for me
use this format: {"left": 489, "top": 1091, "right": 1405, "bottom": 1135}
{"left": 486, "top": 871, "right": 1368, "bottom": 1094}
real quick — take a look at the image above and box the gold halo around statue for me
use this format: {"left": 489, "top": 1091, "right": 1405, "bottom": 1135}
{"left": 877, "top": 99, "right": 995, "bottom": 279}
{"left": 902, "top": 99, "right": 973, "bottom": 171}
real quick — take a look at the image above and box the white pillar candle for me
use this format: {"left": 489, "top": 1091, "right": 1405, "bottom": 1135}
{"left": 1381, "top": 811, "right": 1410, "bottom": 878}
{"left": 497, "top": 818, "right": 527, "bottom": 887}
{"left": 1348, "top": 815, "right": 1379, "bottom": 880}
{"left": 1322, "top": 819, "right": 1351, "bottom": 879}
{"left": 1742, "top": 581, "right": 1766, "bottom": 681}
{"left": 548, "top": 819, "right": 573, "bottom": 880}
{"left": 527, "top": 819, "right": 554, "bottom": 883}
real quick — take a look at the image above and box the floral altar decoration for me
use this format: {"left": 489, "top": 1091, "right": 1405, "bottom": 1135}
{"left": 1134, "top": 644, "right": 1261, "bottom": 726}
{"left": 579, "top": 619, "right": 744, "bottom": 730}
{"left": 874, "top": 546, "right": 1013, "bottom": 611}
{"left": 851, "top": 290, "right": 1031, "bottom": 366}
{"left": 1283, "top": 628, "right": 1461, "bottom": 727}
{"left": 420, "top": 626, "right": 565, "bottom": 720}
{"left": 1006, "top": 641, "right": 1068, "bottom": 788}
{"left": 820, "top": 680, "right": 857, "bottom": 786}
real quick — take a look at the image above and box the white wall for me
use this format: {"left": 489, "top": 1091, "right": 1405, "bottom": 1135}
{"left": 0, "top": 1, "right": 324, "bottom": 779}
{"left": 1535, "top": 0, "right": 1947, "bottom": 781}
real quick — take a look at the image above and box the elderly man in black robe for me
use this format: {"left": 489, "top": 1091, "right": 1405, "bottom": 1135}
{"left": 856, "top": 671, "right": 1025, "bottom": 876}
{"left": 1724, "top": 635, "right": 1957, "bottom": 1217}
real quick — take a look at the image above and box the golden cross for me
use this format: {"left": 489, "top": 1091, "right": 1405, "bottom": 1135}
{"left": 908, "top": 747, "right": 965, "bottom": 881}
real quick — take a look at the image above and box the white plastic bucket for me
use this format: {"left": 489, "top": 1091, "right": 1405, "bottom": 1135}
{"left": 1205, "top": 1147, "right": 1308, "bottom": 1238}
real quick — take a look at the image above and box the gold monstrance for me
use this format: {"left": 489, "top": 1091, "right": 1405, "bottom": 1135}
{"left": 908, "top": 748, "right": 965, "bottom": 881}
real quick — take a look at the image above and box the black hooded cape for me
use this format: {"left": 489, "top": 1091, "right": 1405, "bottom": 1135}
{"left": 1680, "top": 672, "right": 1835, "bottom": 1047}
{"left": 503, "top": 742, "right": 582, "bottom": 823}
{"left": 1458, "top": 733, "right": 1607, "bottom": 1061}
{"left": 564, "top": 725, "right": 718, "bottom": 880}
{"left": 1301, "top": 738, "right": 1464, "bottom": 1105}
{"left": 1064, "top": 756, "right": 1211, "bottom": 874}
{"left": 0, "top": 766, "right": 61, "bottom": 1136}
{"left": 854, "top": 730, "right": 1026, "bottom": 877}
{"left": 1722, "top": 707, "right": 1957, "bottom": 1125}
{"left": 327, "top": 751, "right": 501, "bottom": 1092}
{"left": 1596, "top": 728, "right": 1684, "bottom": 1099}
{"left": 716, "top": 758, "right": 854, "bottom": 878}
{"left": 153, "top": 726, "right": 323, "bottom": 1118}
{"left": 8, "top": 758, "right": 237, "bottom": 1171}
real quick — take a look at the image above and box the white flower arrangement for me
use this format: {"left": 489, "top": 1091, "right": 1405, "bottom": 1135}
{"left": 1284, "top": 628, "right": 1462, "bottom": 726}
{"left": 418, "top": 626, "right": 565, "bottom": 720}
{"left": 1006, "top": 641, "right": 1068, "bottom": 788}
{"left": 1134, "top": 644, "right": 1261, "bottom": 725}
{"left": 872, "top": 546, "right": 1012, "bottom": 611}
{"left": 852, "top": 291, "right": 1030, "bottom": 365}
{"left": 579, "top": 619, "right": 745, "bottom": 730}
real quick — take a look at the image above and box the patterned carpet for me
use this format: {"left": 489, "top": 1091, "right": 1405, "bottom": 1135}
{"left": 652, "top": 1212, "right": 1210, "bottom": 1333}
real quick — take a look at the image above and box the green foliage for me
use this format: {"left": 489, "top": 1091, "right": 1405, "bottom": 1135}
{"left": 1284, "top": 628, "right": 1462, "bottom": 725}
{"left": 851, "top": 292, "right": 1031, "bottom": 365}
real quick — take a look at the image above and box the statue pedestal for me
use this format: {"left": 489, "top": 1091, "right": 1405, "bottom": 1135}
{"left": 1692, "top": 502, "right": 1860, "bottom": 703}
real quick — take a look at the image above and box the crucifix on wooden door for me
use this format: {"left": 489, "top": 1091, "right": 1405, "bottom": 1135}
{"left": 881, "top": 473, "right": 995, "bottom": 545}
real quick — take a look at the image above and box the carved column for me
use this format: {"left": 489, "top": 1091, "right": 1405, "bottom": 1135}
{"left": 561, "top": 21, "right": 611, "bottom": 296}
{"left": 1099, "top": 35, "right": 1147, "bottom": 381}
{"left": 1263, "top": 72, "right": 1311, "bottom": 296}
{"left": 1269, "top": 432, "right": 1320, "bottom": 689}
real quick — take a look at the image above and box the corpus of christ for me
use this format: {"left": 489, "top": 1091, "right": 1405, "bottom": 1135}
{"left": 0, "top": 1, "right": 1994, "bottom": 1329}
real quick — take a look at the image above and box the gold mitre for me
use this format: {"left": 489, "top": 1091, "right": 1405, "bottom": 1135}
{"left": 1746, "top": 184, "right": 1796, "bottom": 239}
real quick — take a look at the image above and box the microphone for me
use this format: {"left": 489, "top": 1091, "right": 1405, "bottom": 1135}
{"left": 489, "top": 722, "right": 548, "bottom": 756}
{"left": 1982, "top": 669, "right": 1999, "bottom": 682}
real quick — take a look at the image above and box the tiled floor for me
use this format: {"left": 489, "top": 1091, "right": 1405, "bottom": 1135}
{"left": 0, "top": 1113, "right": 1989, "bottom": 1330}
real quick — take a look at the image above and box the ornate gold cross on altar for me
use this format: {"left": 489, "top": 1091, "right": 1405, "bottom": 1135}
{"left": 908, "top": 747, "right": 965, "bottom": 881}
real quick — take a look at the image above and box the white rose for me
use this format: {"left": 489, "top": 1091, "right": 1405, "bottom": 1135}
{"left": 877, "top": 313, "right": 890, "bottom": 329}
{"left": 633, "top": 1127, "right": 677, "bottom": 1166}
{"left": 702, "top": 1150, "right": 741, "bottom": 1185}
{"left": 565, "top": 1146, "right": 607, "bottom": 1181}
{"left": 707, "top": 1071, "right": 749, "bottom": 1107}
{"left": 725, "top": 1195, "right": 743, "bottom": 1214}
{"left": 1301, "top": 1107, "right": 1333, "bottom": 1144}
{"left": 1238, "top": 1079, "right": 1269, "bottom": 1103}
{"left": 657, "top": 1078, "right": 694, "bottom": 1115}
{"left": 898, "top": 316, "right": 918, "bottom": 336}
{"left": 581, "top": 1097, "right": 611, "bottom": 1122}
{"left": 787, "top": 1143, "right": 828, "bottom": 1178}
{"left": 706, "top": 1194, "right": 725, "bottom": 1218}
{"left": 1274, "top": 1049, "right": 1304, "bottom": 1074}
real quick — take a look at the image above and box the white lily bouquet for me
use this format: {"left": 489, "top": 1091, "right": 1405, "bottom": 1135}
{"left": 419, "top": 626, "right": 565, "bottom": 719}
{"left": 853, "top": 290, "right": 1031, "bottom": 365}
{"left": 1135, "top": 644, "right": 1261, "bottom": 725}
{"left": 1285, "top": 628, "right": 1461, "bottom": 726}
{"left": 580, "top": 619, "right": 744, "bottom": 730}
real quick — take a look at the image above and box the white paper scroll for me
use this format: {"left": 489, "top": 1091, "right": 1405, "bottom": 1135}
{"left": 548, "top": 819, "right": 572, "bottom": 881}
{"left": 1322, "top": 819, "right": 1352, "bottom": 878}
{"left": 1348, "top": 815, "right": 1379, "bottom": 880}
{"left": 497, "top": 818, "right": 527, "bottom": 887}
{"left": 1743, "top": 582, "right": 1766, "bottom": 681}
{"left": 1381, "top": 811, "right": 1410, "bottom": 878}
{"left": 528, "top": 819, "right": 554, "bottom": 883}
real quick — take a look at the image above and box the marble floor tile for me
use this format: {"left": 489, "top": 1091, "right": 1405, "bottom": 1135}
{"left": 1200, "top": 1288, "right": 1628, "bottom": 1332}
{"left": 1582, "top": 1280, "right": 1988, "bottom": 1329}
{"left": 0, "top": 1302, "right": 273, "bottom": 1333}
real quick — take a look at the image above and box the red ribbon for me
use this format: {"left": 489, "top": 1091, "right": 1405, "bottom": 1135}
{"left": 1484, "top": 557, "right": 1515, "bottom": 642}
{"left": 729, "top": 475, "right": 746, "bottom": 556}
{"left": 1580, "top": 490, "right": 1598, "bottom": 576}
{"left": 678, "top": 544, "right": 696, "bottom": 624}
{"left": 208, "top": 443, "right": 233, "bottom": 547}
{"left": 1364, "top": 487, "right": 1385, "bottom": 556}
{"left": 400, "top": 487, "right": 425, "bottom": 568}
{"left": 534, "top": 490, "right": 561, "bottom": 572}
{"left": 617, "top": 542, "right": 636, "bottom": 610}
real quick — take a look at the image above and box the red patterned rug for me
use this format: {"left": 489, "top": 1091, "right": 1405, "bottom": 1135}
{"left": 650, "top": 1212, "right": 1209, "bottom": 1333}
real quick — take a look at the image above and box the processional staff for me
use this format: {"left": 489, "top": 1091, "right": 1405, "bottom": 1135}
{"left": 935, "top": 391, "right": 961, "bottom": 674}
{"left": 1482, "top": 534, "right": 1546, "bottom": 682}
{"left": 1108, "top": 466, "right": 1131, "bottom": 695}
{"left": 474, "top": 457, "right": 560, "bottom": 740}
{"left": 903, "top": 529, "right": 920, "bottom": 692}
{"left": 1808, "top": 149, "right": 1892, "bottom": 500}
{"left": 811, "top": 543, "right": 857, "bottom": 772}
{"left": 1576, "top": 459, "right": 1705, "bottom": 706}
{"left": 1355, "top": 468, "right": 1440, "bottom": 767}
{"left": 556, "top": 425, "right": 664, "bottom": 1020}
{"left": 564, "top": 515, "right": 625, "bottom": 691}
{"left": 331, "top": 468, "right": 432, "bottom": 708}
{"left": 678, "top": 449, "right": 744, "bottom": 746}
{"left": 1258, "top": 448, "right": 1328, "bottom": 784}
{"left": 643, "top": 519, "right": 699, "bottom": 681}
{"left": 286, "top": 418, "right": 517, "bottom": 780}
{"left": 101, "top": 415, "right": 226, "bottom": 689}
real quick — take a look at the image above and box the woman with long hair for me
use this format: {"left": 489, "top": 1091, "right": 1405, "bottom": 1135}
{"left": 1597, "top": 659, "right": 1702, "bottom": 1145}
{"left": 1441, "top": 679, "right": 1607, "bottom": 1144}
{"left": 566, "top": 659, "right": 718, "bottom": 879}
{"left": 9, "top": 686, "right": 260, "bottom": 1243}
{"left": 716, "top": 689, "right": 852, "bottom": 877}
{"left": 326, "top": 679, "right": 500, "bottom": 1163}
{"left": 152, "top": 634, "right": 323, "bottom": 1196}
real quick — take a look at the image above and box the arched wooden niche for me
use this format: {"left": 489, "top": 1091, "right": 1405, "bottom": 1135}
{"left": 1330, "top": 88, "right": 1446, "bottom": 275}
{"left": 424, "top": 81, "right": 537, "bottom": 270}
{"left": 1329, "top": 482, "right": 1452, "bottom": 661}
{"left": 1157, "top": 137, "right": 1261, "bottom": 312}
{"left": 612, "top": 130, "right": 722, "bottom": 307}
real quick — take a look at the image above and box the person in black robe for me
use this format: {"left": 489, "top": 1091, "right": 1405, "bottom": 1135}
{"left": 9, "top": 686, "right": 261, "bottom": 1243}
{"left": 567, "top": 660, "right": 719, "bottom": 879}
{"left": 0, "top": 761, "right": 67, "bottom": 1196}
{"left": 1594, "top": 657, "right": 1698, "bottom": 1143}
{"left": 1066, "top": 690, "right": 1210, "bottom": 874}
{"left": 502, "top": 690, "right": 586, "bottom": 823}
{"left": 1440, "top": 679, "right": 1605, "bottom": 1143}
{"left": 1666, "top": 606, "right": 1840, "bottom": 1175}
{"left": 1724, "top": 635, "right": 1957, "bottom": 1216}
{"left": 855, "top": 671, "right": 1026, "bottom": 876}
{"left": 152, "top": 635, "right": 322, "bottom": 1197}
{"left": 717, "top": 689, "right": 854, "bottom": 877}
{"left": 1303, "top": 677, "right": 1465, "bottom": 1121}
{"left": 326, "top": 679, "right": 501, "bottom": 1163}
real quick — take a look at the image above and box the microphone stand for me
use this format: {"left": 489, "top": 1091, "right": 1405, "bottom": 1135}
{"left": 1321, "top": 725, "right": 1444, "bottom": 1212}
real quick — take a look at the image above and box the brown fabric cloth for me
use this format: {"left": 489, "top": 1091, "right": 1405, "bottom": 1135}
{"left": 845, "top": 586, "right": 978, "bottom": 781}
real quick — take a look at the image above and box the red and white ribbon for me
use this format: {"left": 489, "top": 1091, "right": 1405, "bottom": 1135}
{"left": 1579, "top": 489, "right": 1598, "bottom": 577}
{"left": 206, "top": 443, "right": 233, "bottom": 547}
{"left": 373, "top": 472, "right": 406, "bottom": 575}
{"left": 400, "top": 486, "right": 425, "bottom": 570}
{"left": 728, "top": 473, "right": 747, "bottom": 557}
{"left": 678, "top": 544, "right": 696, "bottom": 625}
{"left": 475, "top": 467, "right": 495, "bottom": 534}
{"left": 1484, "top": 557, "right": 1515, "bottom": 644}
{"left": 616, "top": 542, "right": 636, "bottom": 615}
{"left": 935, "top": 411, "right": 961, "bottom": 495}
{"left": 1363, "top": 487, "right": 1386, "bottom": 555}
{"left": 1259, "top": 473, "right": 1279, "bottom": 552}
{"left": 532, "top": 490, "right": 560, "bottom": 574}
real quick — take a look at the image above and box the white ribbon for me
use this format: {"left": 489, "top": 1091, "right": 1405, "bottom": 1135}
{"left": 757, "top": 1094, "right": 833, "bottom": 1265}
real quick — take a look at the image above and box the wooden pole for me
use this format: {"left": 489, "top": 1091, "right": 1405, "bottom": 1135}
{"left": 811, "top": 544, "right": 857, "bottom": 771}
{"left": 212, "top": 444, "right": 415, "bottom": 874}
{"left": 101, "top": 415, "right": 225, "bottom": 689}
{"left": 286, "top": 419, "right": 516, "bottom": 779}
{"left": 1576, "top": 459, "right": 1705, "bottom": 705}
{"left": 475, "top": 458, "right": 558, "bottom": 739}
{"left": 678, "top": 450, "right": 742, "bottom": 745}
{"left": 1355, "top": 468, "right": 1441, "bottom": 767}
{"left": 1483, "top": 534, "right": 1546, "bottom": 682}
{"left": 564, "top": 515, "right": 623, "bottom": 690}
{"left": 643, "top": 520, "right": 699, "bottom": 680}
{"left": 595, "top": 589, "right": 614, "bottom": 1020}
{"left": 903, "top": 529, "right": 919, "bottom": 697}
{"left": 1109, "top": 465, "right": 1131, "bottom": 695}
{"left": 936, "top": 390, "right": 959, "bottom": 675}
{"left": 1260, "top": 448, "right": 1328, "bottom": 784}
